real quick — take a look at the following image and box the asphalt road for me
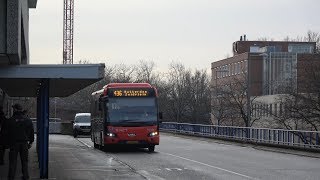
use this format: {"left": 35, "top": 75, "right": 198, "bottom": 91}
{"left": 77, "top": 133, "right": 320, "bottom": 180}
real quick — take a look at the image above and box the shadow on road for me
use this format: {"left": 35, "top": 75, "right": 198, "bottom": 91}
{"left": 101, "top": 146, "right": 159, "bottom": 154}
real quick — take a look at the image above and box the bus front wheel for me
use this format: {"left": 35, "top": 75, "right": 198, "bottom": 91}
{"left": 148, "top": 145, "right": 155, "bottom": 152}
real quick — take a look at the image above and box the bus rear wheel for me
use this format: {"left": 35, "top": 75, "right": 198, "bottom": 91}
{"left": 148, "top": 145, "right": 155, "bottom": 152}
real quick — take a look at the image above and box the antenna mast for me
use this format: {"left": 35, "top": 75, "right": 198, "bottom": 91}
{"left": 63, "top": 0, "right": 74, "bottom": 64}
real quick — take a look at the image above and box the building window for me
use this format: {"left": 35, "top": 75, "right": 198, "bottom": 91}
{"left": 231, "top": 63, "right": 234, "bottom": 75}
{"left": 269, "top": 104, "right": 272, "bottom": 117}
{"left": 288, "top": 43, "right": 314, "bottom": 54}
{"left": 222, "top": 65, "right": 226, "bottom": 77}
{"left": 244, "top": 60, "right": 248, "bottom": 73}
{"left": 237, "top": 62, "right": 240, "bottom": 74}
{"left": 240, "top": 61, "right": 244, "bottom": 73}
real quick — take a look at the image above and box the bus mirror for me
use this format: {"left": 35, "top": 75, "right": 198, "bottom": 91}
{"left": 159, "top": 112, "right": 163, "bottom": 120}
{"left": 71, "top": 120, "right": 74, "bottom": 124}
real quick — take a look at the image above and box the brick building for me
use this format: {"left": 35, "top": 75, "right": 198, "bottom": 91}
{"left": 211, "top": 39, "right": 320, "bottom": 126}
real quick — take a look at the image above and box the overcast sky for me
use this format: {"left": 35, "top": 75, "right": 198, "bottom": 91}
{"left": 29, "top": 0, "right": 320, "bottom": 72}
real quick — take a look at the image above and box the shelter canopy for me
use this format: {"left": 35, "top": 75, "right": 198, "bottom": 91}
{"left": 0, "top": 64, "right": 105, "bottom": 97}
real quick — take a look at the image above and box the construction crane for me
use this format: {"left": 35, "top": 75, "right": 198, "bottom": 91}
{"left": 63, "top": 0, "right": 74, "bottom": 64}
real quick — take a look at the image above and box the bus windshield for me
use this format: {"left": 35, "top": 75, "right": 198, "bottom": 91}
{"left": 106, "top": 97, "right": 157, "bottom": 125}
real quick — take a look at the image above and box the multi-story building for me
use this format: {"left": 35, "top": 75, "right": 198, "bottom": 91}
{"left": 211, "top": 39, "right": 320, "bottom": 126}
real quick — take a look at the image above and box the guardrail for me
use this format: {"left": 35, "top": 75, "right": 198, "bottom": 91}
{"left": 160, "top": 122, "right": 320, "bottom": 149}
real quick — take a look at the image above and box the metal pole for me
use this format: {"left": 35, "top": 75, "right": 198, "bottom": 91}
{"left": 39, "top": 79, "right": 49, "bottom": 179}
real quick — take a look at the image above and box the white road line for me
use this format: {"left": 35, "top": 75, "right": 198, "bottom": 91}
{"left": 137, "top": 170, "right": 166, "bottom": 180}
{"left": 161, "top": 152, "right": 256, "bottom": 180}
{"left": 77, "top": 138, "right": 92, "bottom": 148}
{"left": 66, "top": 168, "right": 123, "bottom": 172}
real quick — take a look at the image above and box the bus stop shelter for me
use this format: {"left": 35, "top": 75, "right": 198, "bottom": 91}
{"left": 0, "top": 64, "right": 105, "bottom": 178}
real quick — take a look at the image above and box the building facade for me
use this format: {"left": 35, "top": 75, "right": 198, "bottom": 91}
{"left": 211, "top": 40, "right": 320, "bottom": 127}
{"left": 0, "top": 0, "right": 37, "bottom": 65}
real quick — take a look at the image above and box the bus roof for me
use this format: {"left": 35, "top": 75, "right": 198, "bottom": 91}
{"left": 103, "top": 83, "right": 152, "bottom": 89}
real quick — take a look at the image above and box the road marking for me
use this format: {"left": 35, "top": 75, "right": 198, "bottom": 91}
{"left": 77, "top": 138, "right": 92, "bottom": 148}
{"left": 137, "top": 170, "right": 166, "bottom": 180}
{"left": 165, "top": 168, "right": 182, "bottom": 171}
{"left": 161, "top": 152, "right": 256, "bottom": 180}
{"left": 66, "top": 168, "right": 124, "bottom": 172}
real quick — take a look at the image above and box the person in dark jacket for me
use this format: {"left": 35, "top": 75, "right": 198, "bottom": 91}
{"left": 0, "top": 105, "right": 7, "bottom": 165}
{"left": 8, "top": 104, "right": 34, "bottom": 180}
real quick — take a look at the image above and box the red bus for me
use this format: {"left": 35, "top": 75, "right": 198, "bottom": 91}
{"left": 90, "top": 83, "right": 162, "bottom": 152}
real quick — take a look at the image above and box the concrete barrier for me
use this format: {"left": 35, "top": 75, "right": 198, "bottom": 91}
{"left": 33, "top": 121, "right": 73, "bottom": 135}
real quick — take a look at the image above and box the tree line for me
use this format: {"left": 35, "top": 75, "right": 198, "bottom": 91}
{"left": 51, "top": 60, "right": 211, "bottom": 124}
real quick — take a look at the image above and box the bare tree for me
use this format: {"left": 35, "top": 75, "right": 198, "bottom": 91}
{"left": 166, "top": 62, "right": 190, "bottom": 123}
{"left": 187, "top": 70, "right": 211, "bottom": 124}
{"left": 113, "top": 63, "right": 136, "bottom": 82}
{"left": 134, "top": 60, "right": 163, "bottom": 86}
{"left": 211, "top": 88, "right": 233, "bottom": 125}
{"left": 214, "top": 72, "right": 264, "bottom": 127}
{"left": 272, "top": 60, "right": 320, "bottom": 131}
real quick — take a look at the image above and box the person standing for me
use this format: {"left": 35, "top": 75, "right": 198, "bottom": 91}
{"left": 7, "top": 104, "right": 34, "bottom": 180}
{"left": 0, "top": 106, "right": 8, "bottom": 165}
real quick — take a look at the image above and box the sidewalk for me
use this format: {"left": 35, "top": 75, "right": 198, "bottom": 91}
{"left": 0, "top": 135, "right": 143, "bottom": 180}
{"left": 0, "top": 144, "right": 40, "bottom": 179}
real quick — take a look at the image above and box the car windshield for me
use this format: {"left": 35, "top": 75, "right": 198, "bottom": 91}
{"left": 75, "top": 116, "right": 90, "bottom": 123}
{"left": 106, "top": 97, "right": 157, "bottom": 124}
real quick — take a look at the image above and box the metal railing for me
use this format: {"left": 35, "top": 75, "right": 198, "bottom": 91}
{"left": 160, "top": 122, "right": 320, "bottom": 149}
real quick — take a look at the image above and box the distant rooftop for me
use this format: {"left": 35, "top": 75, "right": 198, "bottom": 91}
{"left": 233, "top": 40, "right": 316, "bottom": 55}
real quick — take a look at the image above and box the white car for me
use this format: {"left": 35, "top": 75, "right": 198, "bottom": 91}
{"left": 73, "top": 113, "right": 91, "bottom": 138}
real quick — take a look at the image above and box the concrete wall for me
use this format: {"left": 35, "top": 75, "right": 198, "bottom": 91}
{"left": 0, "top": 0, "right": 30, "bottom": 65}
{"left": 0, "top": 0, "right": 6, "bottom": 54}
{"left": 33, "top": 122, "right": 74, "bottom": 135}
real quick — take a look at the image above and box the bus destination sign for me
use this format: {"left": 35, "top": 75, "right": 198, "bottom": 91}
{"left": 108, "top": 88, "right": 155, "bottom": 97}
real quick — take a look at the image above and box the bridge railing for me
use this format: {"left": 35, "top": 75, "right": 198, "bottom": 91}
{"left": 160, "top": 122, "right": 320, "bottom": 149}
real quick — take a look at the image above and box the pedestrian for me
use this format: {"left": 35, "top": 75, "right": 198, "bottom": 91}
{"left": 0, "top": 105, "right": 8, "bottom": 165}
{"left": 7, "top": 104, "right": 34, "bottom": 180}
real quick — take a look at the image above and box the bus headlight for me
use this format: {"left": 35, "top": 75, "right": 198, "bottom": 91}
{"left": 148, "top": 132, "right": 158, "bottom": 137}
{"left": 106, "top": 132, "right": 116, "bottom": 137}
